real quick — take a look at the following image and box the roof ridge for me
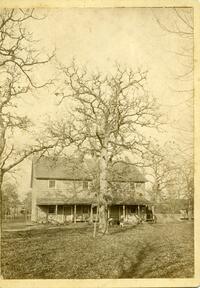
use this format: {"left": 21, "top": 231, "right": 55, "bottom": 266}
{"left": 33, "top": 156, "right": 146, "bottom": 182}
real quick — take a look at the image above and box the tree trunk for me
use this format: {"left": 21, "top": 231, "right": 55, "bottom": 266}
{"left": 0, "top": 169, "right": 3, "bottom": 224}
{"left": 188, "top": 198, "right": 192, "bottom": 221}
{"left": 98, "top": 145, "right": 108, "bottom": 234}
{"left": 99, "top": 204, "right": 108, "bottom": 234}
{"left": 0, "top": 118, "right": 6, "bottom": 228}
{"left": 0, "top": 169, "right": 4, "bottom": 277}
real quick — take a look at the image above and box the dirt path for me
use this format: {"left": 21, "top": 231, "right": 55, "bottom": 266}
{"left": 119, "top": 223, "right": 194, "bottom": 278}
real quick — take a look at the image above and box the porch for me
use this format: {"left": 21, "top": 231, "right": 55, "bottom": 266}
{"left": 37, "top": 203, "right": 151, "bottom": 224}
{"left": 109, "top": 204, "right": 148, "bottom": 222}
{"left": 37, "top": 204, "right": 97, "bottom": 223}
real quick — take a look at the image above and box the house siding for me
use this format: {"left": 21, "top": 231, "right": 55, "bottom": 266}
{"left": 31, "top": 168, "right": 38, "bottom": 222}
{"left": 37, "top": 205, "right": 48, "bottom": 222}
{"left": 31, "top": 158, "right": 150, "bottom": 223}
{"left": 32, "top": 179, "right": 147, "bottom": 223}
{"left": 35, "top": 179, "right": 92, "bottom": 194}
{"left": 34, "top": 179, "right": 93, "bottom": 204}
{"left": 108, "top": 182, "right": 146, "bottom": 200}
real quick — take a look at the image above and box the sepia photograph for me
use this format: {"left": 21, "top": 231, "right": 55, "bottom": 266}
{"left": 0, "top": 2, "right": 198, "bottom": 285}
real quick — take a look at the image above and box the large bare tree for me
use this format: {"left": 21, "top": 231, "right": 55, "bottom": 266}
{"left": 52, "top": 61, "right": 163, "bottom": 233}
{"left": 0, "top": 9, "right": 58, "bottom": 221}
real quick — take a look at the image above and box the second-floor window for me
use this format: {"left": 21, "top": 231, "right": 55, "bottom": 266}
{"left": 136, "top": 183, "right": 142, "bottom": 188}
{"left": 83, "top": 181, "right": 88, "bottom": 189}
{"left": 130, "top": 182, "right": 135, "bottom": 190}
{"left": 49, "top": 180, "right": 56, "bottom": 188}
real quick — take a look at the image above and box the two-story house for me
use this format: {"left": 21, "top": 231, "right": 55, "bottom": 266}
{"left": 31, "top": 156, "right": 151, "bottom": 223}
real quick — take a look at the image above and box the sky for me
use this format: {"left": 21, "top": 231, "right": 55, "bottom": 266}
{"left": 24, "top": 8, "right": 193, "bottom": 130}
{"left": 9, "top": 7, "right": 193, "bottom": 200}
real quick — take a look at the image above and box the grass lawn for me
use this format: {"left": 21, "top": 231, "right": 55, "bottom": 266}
{"left": 1, "top": 222, "right": 194, "bottom": 279}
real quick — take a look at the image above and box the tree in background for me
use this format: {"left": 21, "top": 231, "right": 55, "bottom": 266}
{"left": 51, "top": 61, "right": 163, "bottom": 233}
{"left": 21, "top": 190, "right": 32, "bottom": 219}
{"left": 145, "top": 140, "right": 193, "bottom": 215}
{"left": 144, "top": 141, "right": 179, "bottom": 203}
{"left": 151, "top": 9, "right": 194, "bottom": 215}
{"left": 2, "top": 182, "right": 21, "bottom": 219}
{"left": 176, "top": 156, "right": 194, "bottom": 217}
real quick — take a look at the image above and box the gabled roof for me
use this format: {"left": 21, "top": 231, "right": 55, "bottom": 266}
{"left": 109, "top": 162, "right": 146, "bottom": 182}
{"left": 32, "top": 156, "right": 146, "bottom": 183}
{"left": 33, "top": 157, "right": 93, "bottom": 181}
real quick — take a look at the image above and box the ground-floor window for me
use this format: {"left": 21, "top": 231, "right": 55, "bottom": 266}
{"left": 83, "top": 206, "right": 89, "bottom": 214}
{"left": 130, "top": 206, "right": 138, "bottom": 213}
{"left": 93, "top": 206, "right": 97, "bottom": 214}
{"left": 48, "top": 205, "right": 56, "bottom": 214}
{"left": 58, "top": 205, "right": 64, "bottom": 215}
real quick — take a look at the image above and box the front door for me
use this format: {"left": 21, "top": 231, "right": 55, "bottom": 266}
{"left": 110, "top": 206, "right": 122, "bottom": 221}
{"left": 64, "top": 206, "right": 72, "bottom": 222}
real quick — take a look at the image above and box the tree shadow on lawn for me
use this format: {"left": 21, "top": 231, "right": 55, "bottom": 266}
{"left": 107, "top": 223, "right": 147, "bottom": 235}
{"left": 2, "top": 224, "right": 94, "bottom": 241}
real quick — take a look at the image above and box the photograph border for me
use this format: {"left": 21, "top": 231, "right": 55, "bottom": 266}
{"left": 0, "top": 0, "right": 199, "bottom": 287}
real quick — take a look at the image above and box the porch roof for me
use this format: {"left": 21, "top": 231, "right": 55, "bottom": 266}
{"left": 37, "top": 196, "right": 96, "bottom": 205}
{"left": 110, "top": 193, "right": 151, "bottom": 205}
{"left": 36, "top": 195, "right": 151, "bottom": 206}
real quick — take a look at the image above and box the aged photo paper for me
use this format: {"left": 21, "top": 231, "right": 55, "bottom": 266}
{"left": 0, "top": 0, "right": 199, "bottom": 288}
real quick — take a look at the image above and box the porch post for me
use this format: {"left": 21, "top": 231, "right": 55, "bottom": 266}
{"left": 71, "top": 206, "right": 73, "bottom": 222}
{"left": 138, "top": 205, "right": 140, "bottom": 216}
{"left": 144, "top": 205, "right": 147, "bottom": 221}
{"left": 55, "top": 205, "right": 58, "bottom": 221}
{"left": 62, "top": 206, "right": 64, "bottom": 222}
{"left": 107, "top": 206, "right": 110, "bottom": 219}
{"left": 123, "top": 205, "right": 125, "bottom": 219}
{"left": 152, "top": 205, "right": 155, "bottom": 220}
{"left": 31, "top": 188, "right": 37, "bottom": 222}
{"left": 46, "top": 206, "right": 49, "bottom": 223}
{"left": 74, "top": 204, "right": 76, "bottom": 223}
{"left": 90, "top": 205, "right": 93, "bottom": 223}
